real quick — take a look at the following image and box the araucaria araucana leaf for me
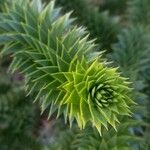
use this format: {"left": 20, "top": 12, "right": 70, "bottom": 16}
{"left": 0, "top": 0, "right": 135, "bottom": 134}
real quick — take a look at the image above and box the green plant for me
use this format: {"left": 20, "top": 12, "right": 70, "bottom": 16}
{"left": 49, "top": 118, "right": 144, "bottom": 150}
{"left": 99, "top": 0, "right": 128, "bottom": 15}
{"left": 128, "top": 0, "right": 150, "bottom": 25}
{"left": 0, "top": 0, "right": 134, "bottom": 134}
{"left": 55, "top": 0, "right": 120, "bottom": 51}
{"left": 110, "top": 24, "right": 150, "bottom": 121}
{"left": 110, "top": 14, "right": 150, "bottom": 150}
{"left": 0, "top": 0, "right": 7, "bottom": 11}
{"left": 0, "top": 65, "right": 42, "bottom": 150}
{"left": 111, "top": 25, "right": 150, "bottom": 82}
{"left": 128, "top": 1, "right": 150, "bottom": 148}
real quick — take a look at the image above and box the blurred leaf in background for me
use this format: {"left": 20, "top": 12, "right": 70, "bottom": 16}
{"left": 55, "top": 0, "right": 120, "bottom": 51}
{"left": 48, "top": 118, "right": 144, "bottom": 150}
{"left": 0, "top": 58, "right": 42, "bottom": 150}
{"left": 99, "top": 0, "right": 128, "bottom": 16}
{"left": 128, "top": 0, "right": 150, "bottom": 25}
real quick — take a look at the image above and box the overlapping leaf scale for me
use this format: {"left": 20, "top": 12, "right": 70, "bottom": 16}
{"left": 0, "top": 0, "right": 134, "bottom": 134}
{"left": 59, "top": 56, "right": 134, "bottom": 133}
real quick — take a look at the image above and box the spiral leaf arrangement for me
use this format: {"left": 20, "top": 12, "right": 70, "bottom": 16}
{"left": 0, "top": 0, "right": 134, "bottom": 134}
